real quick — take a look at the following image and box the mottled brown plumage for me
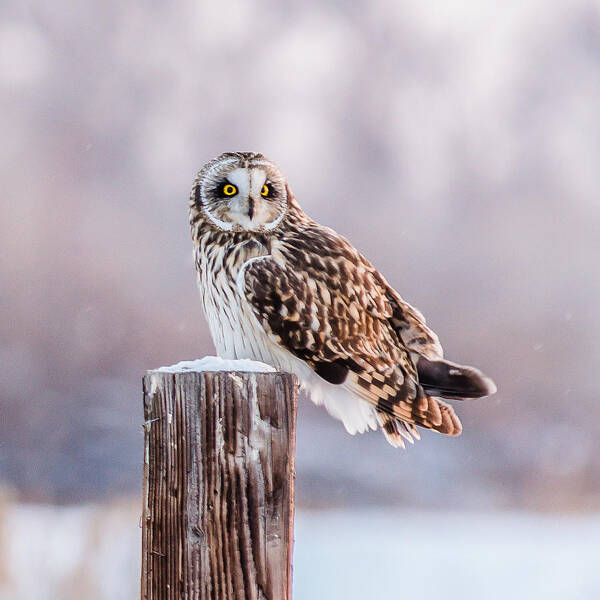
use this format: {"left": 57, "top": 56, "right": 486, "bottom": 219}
{"left": 189, "top": 152, "right": 496, "bottom": 447}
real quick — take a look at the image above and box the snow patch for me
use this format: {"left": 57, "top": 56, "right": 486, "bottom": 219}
{"left": 149, "top": 355, "right": 277, "bottom": 374}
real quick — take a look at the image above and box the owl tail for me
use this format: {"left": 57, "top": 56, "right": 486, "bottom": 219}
{"left": 376, "top": 391, "right": 463, "bottom": 447}
{"left": 416, "top": 356, "right": 497, "bottom": 400}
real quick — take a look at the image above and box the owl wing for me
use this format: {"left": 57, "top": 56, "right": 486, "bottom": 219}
{"left": 240, "top": 227, "right": 463, "bottom": 440}
{"left": 383, "top": 285, "right": 443, "bottom": 360}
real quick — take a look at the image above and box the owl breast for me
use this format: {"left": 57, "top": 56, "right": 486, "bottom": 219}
{"left": 196, "top": 242, "right": 270, "bottom": 362}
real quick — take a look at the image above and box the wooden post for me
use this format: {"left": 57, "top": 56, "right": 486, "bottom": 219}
{"left": 141, "top": 368, "right": 297, "bottom": 600}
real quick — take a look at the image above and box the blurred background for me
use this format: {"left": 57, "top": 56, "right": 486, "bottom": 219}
{"left": 1, "top": 0, "right": 599, "bottom": 598}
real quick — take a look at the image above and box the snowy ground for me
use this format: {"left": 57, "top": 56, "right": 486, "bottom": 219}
{"left": 294, "top": 511, "right": 600, "bottom": 600}
{"left": 0, "top": 502, "right": 598, "bottom": 599}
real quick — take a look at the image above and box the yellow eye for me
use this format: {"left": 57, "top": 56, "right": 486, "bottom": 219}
{"left": 261, "top": 184, "right": 270, "bottom": 197}
{"left": 222, "top": 183, "right": 237, "bottom": 196}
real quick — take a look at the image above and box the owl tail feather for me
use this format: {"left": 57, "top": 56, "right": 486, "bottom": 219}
{"left": 416, "top": 356, "right": 497, "bottom": 400}
{"left": 376, "top": 393, "right": 462, "bottom": 448}
{"left": 377, "top": 413, "right": 420, "bottom": 449}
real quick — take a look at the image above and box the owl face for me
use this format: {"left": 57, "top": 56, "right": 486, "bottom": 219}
{"left": 191, "top": 152, "right": 288, "bottom": 233}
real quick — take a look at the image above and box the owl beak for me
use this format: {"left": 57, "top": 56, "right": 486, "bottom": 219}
{"left": 247, "top": 197, "right": 255, "bottom": 220}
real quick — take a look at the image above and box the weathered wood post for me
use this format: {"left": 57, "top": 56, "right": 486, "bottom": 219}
{"left": 141, "top": 362, "right": 297, "bottom": 600}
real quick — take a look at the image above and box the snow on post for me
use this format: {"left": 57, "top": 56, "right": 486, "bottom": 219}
{"left": 141, "top": 357, "right": 297, "bottom": 600}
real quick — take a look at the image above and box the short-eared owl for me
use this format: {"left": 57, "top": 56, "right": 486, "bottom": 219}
{"left": 189, "top": 152, "right": 496, "bottom": 447}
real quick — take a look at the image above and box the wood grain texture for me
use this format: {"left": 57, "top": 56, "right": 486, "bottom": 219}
{"left": 141, "top": 370, "right": 297, "bottom": 600}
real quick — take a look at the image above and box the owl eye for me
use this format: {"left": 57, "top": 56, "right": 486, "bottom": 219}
{"left": 261, "top": 184, "right": 270, "bottom": 197}
{"left": 221, "top": 183, "right": 238, "bottom": 197}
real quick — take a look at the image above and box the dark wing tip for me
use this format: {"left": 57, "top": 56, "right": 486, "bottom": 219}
{"left": 417, "top": 357, "right": 497, "bottom": 400}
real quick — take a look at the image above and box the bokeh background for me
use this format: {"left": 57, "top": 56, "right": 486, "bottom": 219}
{"left": 1, "top": 1, "right": 599, "bottom": 598}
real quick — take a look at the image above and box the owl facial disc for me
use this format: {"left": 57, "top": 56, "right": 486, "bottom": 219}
{"left": 194, "top": 153, "right": 288, "bottom": 233}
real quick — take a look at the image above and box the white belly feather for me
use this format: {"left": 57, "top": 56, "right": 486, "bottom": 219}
{"left": 197, "top": 250, "right": 378, "bottom": 435}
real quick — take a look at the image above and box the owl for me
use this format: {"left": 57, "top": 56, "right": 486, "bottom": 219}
{"left": 189, "top": 152, "right": 496, "bottom": 448}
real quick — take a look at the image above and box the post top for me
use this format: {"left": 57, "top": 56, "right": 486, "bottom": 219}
{"left": 147, "top": 356, "right": 277, "bottom": 375}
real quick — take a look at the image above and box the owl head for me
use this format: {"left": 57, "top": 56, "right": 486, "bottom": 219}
{"left": 190, "top": 152, "right": 290, "bottom": 234}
